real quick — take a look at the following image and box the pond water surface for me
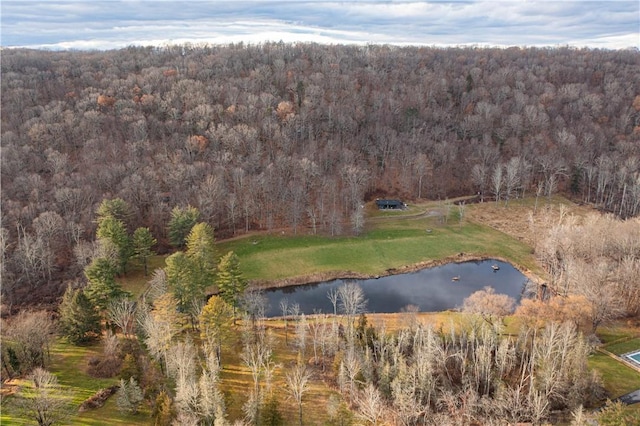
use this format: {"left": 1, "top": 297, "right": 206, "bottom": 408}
{"left": 263, "top": 259, "right": 528, "bottom": 317}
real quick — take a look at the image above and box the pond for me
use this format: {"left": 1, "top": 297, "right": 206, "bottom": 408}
{"left": 263, "top": 259, "right": 529, "bottom": 317}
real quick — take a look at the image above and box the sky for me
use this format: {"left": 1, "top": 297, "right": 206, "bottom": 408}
{"left": 1, "top": 1, "right": 638, "bottom": 51}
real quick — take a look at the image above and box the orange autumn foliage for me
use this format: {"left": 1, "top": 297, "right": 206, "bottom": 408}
{"left": 515, "top": 295, "right": 593, "bottom": 331}
{"left": 97, "top": 94, "right": 116, "bottom": 107}
{"left": 276, "top": 101, "right": 295, "bottom": 120}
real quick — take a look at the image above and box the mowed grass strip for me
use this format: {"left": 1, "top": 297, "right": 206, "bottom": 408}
{"left": 218, "top": 216, "right": 538, "bottom": 282}
{"left": 605, "top": 338, "right": 640, "bottom": 356}
{"left": 49, "top": 340, "right": 150, "bottom": 426}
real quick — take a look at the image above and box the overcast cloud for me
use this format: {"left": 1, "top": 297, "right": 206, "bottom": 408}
{"left": 1, "top": 1, "right": 638, "bottom": 50}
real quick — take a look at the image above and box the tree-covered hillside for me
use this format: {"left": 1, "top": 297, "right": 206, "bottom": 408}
{"left": 2, "top": 44, "right": 639, "bottom": 305}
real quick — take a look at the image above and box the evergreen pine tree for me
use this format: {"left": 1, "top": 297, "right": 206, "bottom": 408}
{"left": 58, "top": 285, "right": 102, "bottom": 344}
{"left": 97, "top": 216, "right": 133, "bottom": 274}
{"left": 167, "top": 205, "right": 199, "bottom": 248}
{"left": 152, "top": 390, "right": 175, "bottom": 426}
{"left": 96, "top": 198, "right": 131, "bottom": 227}
{"left": 185, "top": 222, "right": 217, "bottom": 293}
{"left": 116, "top": 377, "right": 144, "bottom": 415}
{"left": 84, "top": 257, "right": 126, "bottom": 312}
{"left": 132, "top": 227, "right": 156, "bottom": 276}
{"left": 164, "top": 251, "right": 195, "bottom": 314}
{"left": 216, "top": 251, "right": 247, "bottom": 323}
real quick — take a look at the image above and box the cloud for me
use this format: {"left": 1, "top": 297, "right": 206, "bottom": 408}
{"left": 1, "top": 1, "right": 638, "bottom": 50}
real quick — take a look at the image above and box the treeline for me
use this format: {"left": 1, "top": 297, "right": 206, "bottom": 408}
{"left": 534, "top": 212, "right": 640, "bottom": 328}
{"left": 2, "top": 44, "right": 640, "bottom": 305}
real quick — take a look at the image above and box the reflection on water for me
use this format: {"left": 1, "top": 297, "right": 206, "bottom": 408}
{"left": 263, "top": 260, "right": 528, "bottom": 317}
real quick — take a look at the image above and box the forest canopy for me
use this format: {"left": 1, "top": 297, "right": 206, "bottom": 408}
{"left": 1, "top": 43, "right": 640, "bottom": 305}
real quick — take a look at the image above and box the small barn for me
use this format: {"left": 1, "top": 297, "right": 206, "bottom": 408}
{"left": 375, "top": 199, "right": 406, "bottom": 210}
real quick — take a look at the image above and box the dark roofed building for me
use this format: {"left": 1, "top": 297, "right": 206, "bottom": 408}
{"left": 375, "top": 199, "right": 406, "bottom": 210}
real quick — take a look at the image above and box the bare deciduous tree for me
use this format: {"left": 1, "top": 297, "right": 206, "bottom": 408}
{"left": 337, "top": 282, "right": 367, "bottom": 341}
{"left": 17, "top": 367, "right": 74, "bottom": 426}
{"left": 295, "top": 313, "right": 308, "bottom": 356}
{"left": 198, "top": 345, "right": 227, "bottom": 425}
{"left": 108, "top": 298, "right": 137, "bottom": 337}
{"left": 167, "top": 340, "right": 199, "bottom": 420}
{"left": 327, "top": 288, "right": 338, "bottom": 316}
{"left": 279, "top": 298, "right": 290, "bottom": 345}
{"left": 462, "top": 286, "right": 515, "bottom": 325}
{"left": 356, "top": 383, "right": 385, "bottom": 425}
{"left": 503, "top": 156, "right": 521, "bottom": 205}
{"left": 285, "top": 359, "right": 312, "bottom": 426}
{"left": 4, "top": 310, "right": 55, "bottom": 374}
{"left": 491, "top": 164, "right": 503, "bottom": 204}
{"left": 138, "top": 294, "right": 184, "bottom": 372}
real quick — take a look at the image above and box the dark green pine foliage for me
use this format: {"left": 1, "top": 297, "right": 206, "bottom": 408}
{"left": 164, "top": 251, "right": 194, "bottom": 314}
{"left": 185, "top": 222, "right": 217, "bottom": 292}
{"left": 96, "top": 198, "right": 131, "bottom": 225}
{"left": 132, "top": 227, "right": 156, "bottom": 276}
{"left": 97, "top": 216, "right": 133, "bottom": 275}
{"left": 58, "top": 285, "right": 102, "bottom": 344}
{"left": 95, "top": 198, "right": 134, "bottom": 274}
{"left": 165, "top": 222, "right": 218, "bottom": 321}
{"left": 167, "top": 205, "right": 200, "bottom": 249}
{"left": 216, "top": 251, "right": 247, "bottom": 321}
{"left": 84, "top": 257, "right": 127, "bottom": 312}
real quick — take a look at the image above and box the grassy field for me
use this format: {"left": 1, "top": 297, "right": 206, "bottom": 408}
{"left": 0, "top": 339, "right": 149, "bottom": 426}
{"left": 217, "top": 201, "right": 542, "bottom": 286}
{"left": 590, "top": 322, "right": 640, "bottom": 400}
{"left": 604, "top": 338, "right": 640, "bottom": 356}
{"left": 589, "top": 351, "right": 640, "bottom": 398}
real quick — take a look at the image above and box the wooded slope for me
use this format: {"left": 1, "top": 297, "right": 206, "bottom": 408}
{"left": 2, "top": 44, "right": 639, "bottom": 304}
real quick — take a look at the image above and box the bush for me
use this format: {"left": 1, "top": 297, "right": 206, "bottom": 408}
{"left": 260, "top": 394, "right": 284, "bottom": 426}
{"left": 87, "top": 355, "right": 122, "bottom": 378}
{"left": 152, "top": 390, "right": 175, "bottom": 425}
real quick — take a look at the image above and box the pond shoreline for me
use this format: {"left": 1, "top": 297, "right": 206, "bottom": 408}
{"left": 248, "top": 253, "right": 545, "bottom": 292}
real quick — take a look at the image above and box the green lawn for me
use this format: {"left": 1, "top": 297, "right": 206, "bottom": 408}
{"left": 605, "top": 338, "right": 640, "bottom": 356}
{"left": 597, "top": 324, "right": 640, "bottom": 345}
{"left": 217, "top": 215, "right": 538, "bottom": 283}
{"left": 110, "top": 201, "right": 539, "bottom": 290}
{"left": 0, "top": 340, "right": 149, "bottom": 426}
{"left": 117, "top": 255, "right": 166, "bottom": 298}
{"left": 590, "top": 324, "right": 640, "bottom": 400}
{"left": 589, "top": 352, "right": 640, "bottom": 398}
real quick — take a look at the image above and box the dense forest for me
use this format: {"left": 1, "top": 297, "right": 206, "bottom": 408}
{"left": 2, "top": 44, "right": 640, "bottom": 306}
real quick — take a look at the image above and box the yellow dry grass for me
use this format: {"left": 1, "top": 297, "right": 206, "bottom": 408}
{"left": 219, "top": 319, "right": 343, "bottom": 424}
{"left": 466, "top": 195, "right": 596, "bottom": 247}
